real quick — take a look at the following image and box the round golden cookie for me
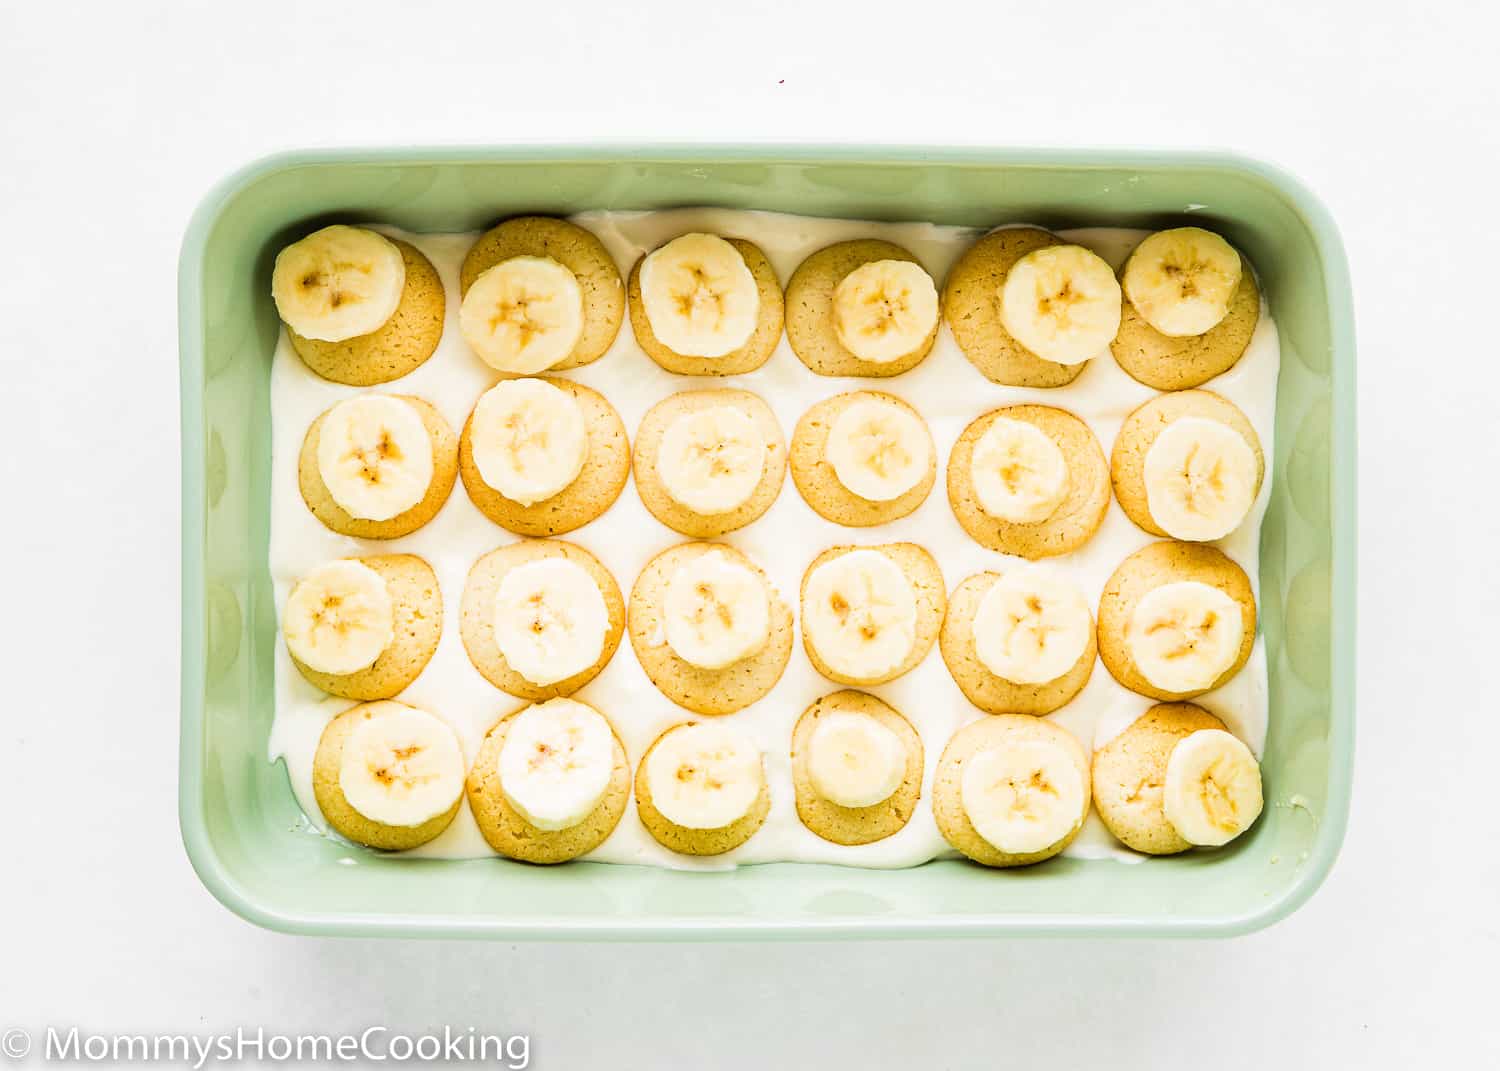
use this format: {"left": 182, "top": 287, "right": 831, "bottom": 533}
{"left": 1096, "top": 541, "right": 1257, "bottom": 701}
{"left": 297, "top": 395, "right": 458, "bottom": 539}
{"left": 635, "top": 723, "right": 771, "bottom": 856}
{"left": 941, "top": 227, "right": 1086, "bottom": 388}
{"left": 633, "top": 389, "right": 787, "bottom": 538}
{"left": 791, "top": 690, "right": 923, "bottom": 846}
{"left": 312, "top": 700, "right": 462, "bottom": 851}
{"left": 799, "top": 542, "right": 946, "bottom": 687}
{"left": 938, "top": 572, "right": 1096, "bottom": 716}
{"left": 947, "top": 404, "right": 1110, "bottom": 559}
{"left": 784, "top": 239, "right": 939, "bottom": 377}
{"left": 628, "top": 238, "right": 785, "bottom": 375}
{"left": 933, "top": 714, "right": 1091, "bottom": 867}
{"left": 1091, "top": 702, "right": 1227, "bottom": 855}
{"left": 289, "top": 239, "right": 446, "bottom": 386}
{"left": 459, "top": 217, "right": 624, "bottom": 371}
{"left": 627, "top": 542, "right": 793, "bottom": 715}
{"left": 459, "top": 539, "right": 625, "bottom": 700}
{"left": 464, "top": 700, "right": 631, "bottom": 864}
{"left": 1111, "top": 259, "right": 1261, "bottom": 390}
{"left": 288, "top": 554, "right": 441, "bottom": 701}
{"left": 459, "top": 377, "right": 630, "bottom": 537}
{"left": 789, "top": 391, "right": 936, "bottom": 527}
{"left": 1110, "top": 389, "right": 1265, "bottom": 539}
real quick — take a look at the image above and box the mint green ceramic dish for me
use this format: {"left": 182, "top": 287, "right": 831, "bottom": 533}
{"left": 178, "top": 146, "right": 1354, "bottom": 939}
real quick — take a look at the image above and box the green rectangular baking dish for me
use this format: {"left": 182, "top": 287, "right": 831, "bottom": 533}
{"left": 178, "top": 145, "right": 1355, "bottom": 939}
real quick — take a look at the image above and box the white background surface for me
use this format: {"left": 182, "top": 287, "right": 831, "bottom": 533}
{"left": 0, "top": 0, "right": 1494, "bottom": 1067}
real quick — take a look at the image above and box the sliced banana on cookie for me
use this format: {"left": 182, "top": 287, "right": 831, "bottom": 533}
{"left": 973, "top": 567, "right": 1092, "bottom": 685}
{"left": 1127, "top": 581, "right": 1244, "bottom": 693}
{"left": 316, "top": 395, "right": 434, "bottom": 521}
{"left": 469, "top": 378, "right": 588, "bottom": 506}
{"left": 284, "top": 560, "right": 395, "bottom": 675}
{"left": 640, "top": 233, "right": 760, "bottom": 358}
{"left": 1162, "top": 728, "right": 1263, "bottom": 846}
{"left": 970, "top": 417, "right": 1069, "bottom": 523}
{"left": 663, "top": 551, "right": 771, "bottom": 670}
{"left": 646, "top": 722, "right": 765, "bottom": 830}
{"left": 960, "top": 739, "right": 1086, "bottom": 854}
{"left": 1122, "top": 227, "right": 1243, "bottom": 337}
{"left": 1143, "top": 417, "right": 1259, "bottom": 541}
{"left": 806, "top": 712, "right": 906, "bottom": 809}
{"left": 804, "top": 550, "right": 918, "bottom": 680}
{"left": 832, "top": 259, "right": 939, "bottom": 363}
{"left": 1000, "top": 244, "right": 1121, "bottom": 364}
{"left": 460, "top": 256, "right": 584, "bottom": 373}
{"left": 657, "top": 406, "right": 767, "bottom": 515}
{"left": 272, "top": 225, "right": 406, "bottom": 342}
{"left": 497, "top": 698, "right": 615, "bottom": 831}
{"left": 493, "top": 558, "right": 609, "bottom": 686}
{"left": 338, "top": 704, "right": 465, "bottom": 827}
{"left": 825, "top": 398, "right": 931, "bottom": 502}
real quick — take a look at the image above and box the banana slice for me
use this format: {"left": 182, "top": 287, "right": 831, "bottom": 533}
{"left": 284, "top": 560, "right": 395, "bottom": 675}
{"left": 460, "top": 256, "right": 584, "bottom": 373}
{"left": 493, "top": 558, "right": 609, "bottom": 686}
{"left": 1127, "top": 581, "right": 1245, "bottom": 694}
{"left": 1162, "top": 728, "right": 1263, "bottom": 845}
{"left": 337, "top": 704, "right": 465, "bottom": 828}
{"left": 469, "top": 378, "right": 588, "bottom": 506}
{"left": 970, "top": 417, "right": 1069, "bottom": 523}
{"left": 1122, "top": 227, "right": 1243, "bottom": 337}
{"left": 825, "top": 398, "right": 931, "bottom": 502}
{"left": 973, "top": 567, "right": 1091, "bottom": 684}
{"left": 315, "top": 395, "right": 434, "bottom": 521}
{"left": 497, "top": 698, "right": 616, "bottom": 831}
{"left": 804, "top": 550, "right": 917, "bottom": 681}
{"left": 960, "top": 739, "right": 1087, "bottom": 854}
{"left": 657, "top": 406, "right": 767, "bottom": 515}
{"left": 1143, "top": 417, "right": 1259, "bottom": 541}
{"left": 1000, "top": 244, "right": 1121, "bottom": 364}
{"left": 272, "top": 225, "right": 406, "bottom": 342}
{"left": 663, "top": 551, "right": 771, "bottom": 669}
{"left": 806, "top": 712, "right": 905, "bottom": 809}
{"left": 645, "top": 722, "right": 765, "bottom": 830}
{"left": 832, "top": 259, "right": 939, "bottom": 363}
{"left": 639, "top": 233, "right": 760, "bottom": 358}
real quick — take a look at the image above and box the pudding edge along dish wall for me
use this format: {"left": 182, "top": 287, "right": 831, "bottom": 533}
{"left": 180, "top": 148, "right": 1353, "bottom": 938}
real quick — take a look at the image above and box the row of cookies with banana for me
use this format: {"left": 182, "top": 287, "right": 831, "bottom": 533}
{"left": 293, "top": 377, "right": 1262, "bottom": 554}
{"left": 311, "top": 692, "right": 1257, "bottom": 868}
{"left": 272, "top": 217, "right": 1258, "bottom": 393}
